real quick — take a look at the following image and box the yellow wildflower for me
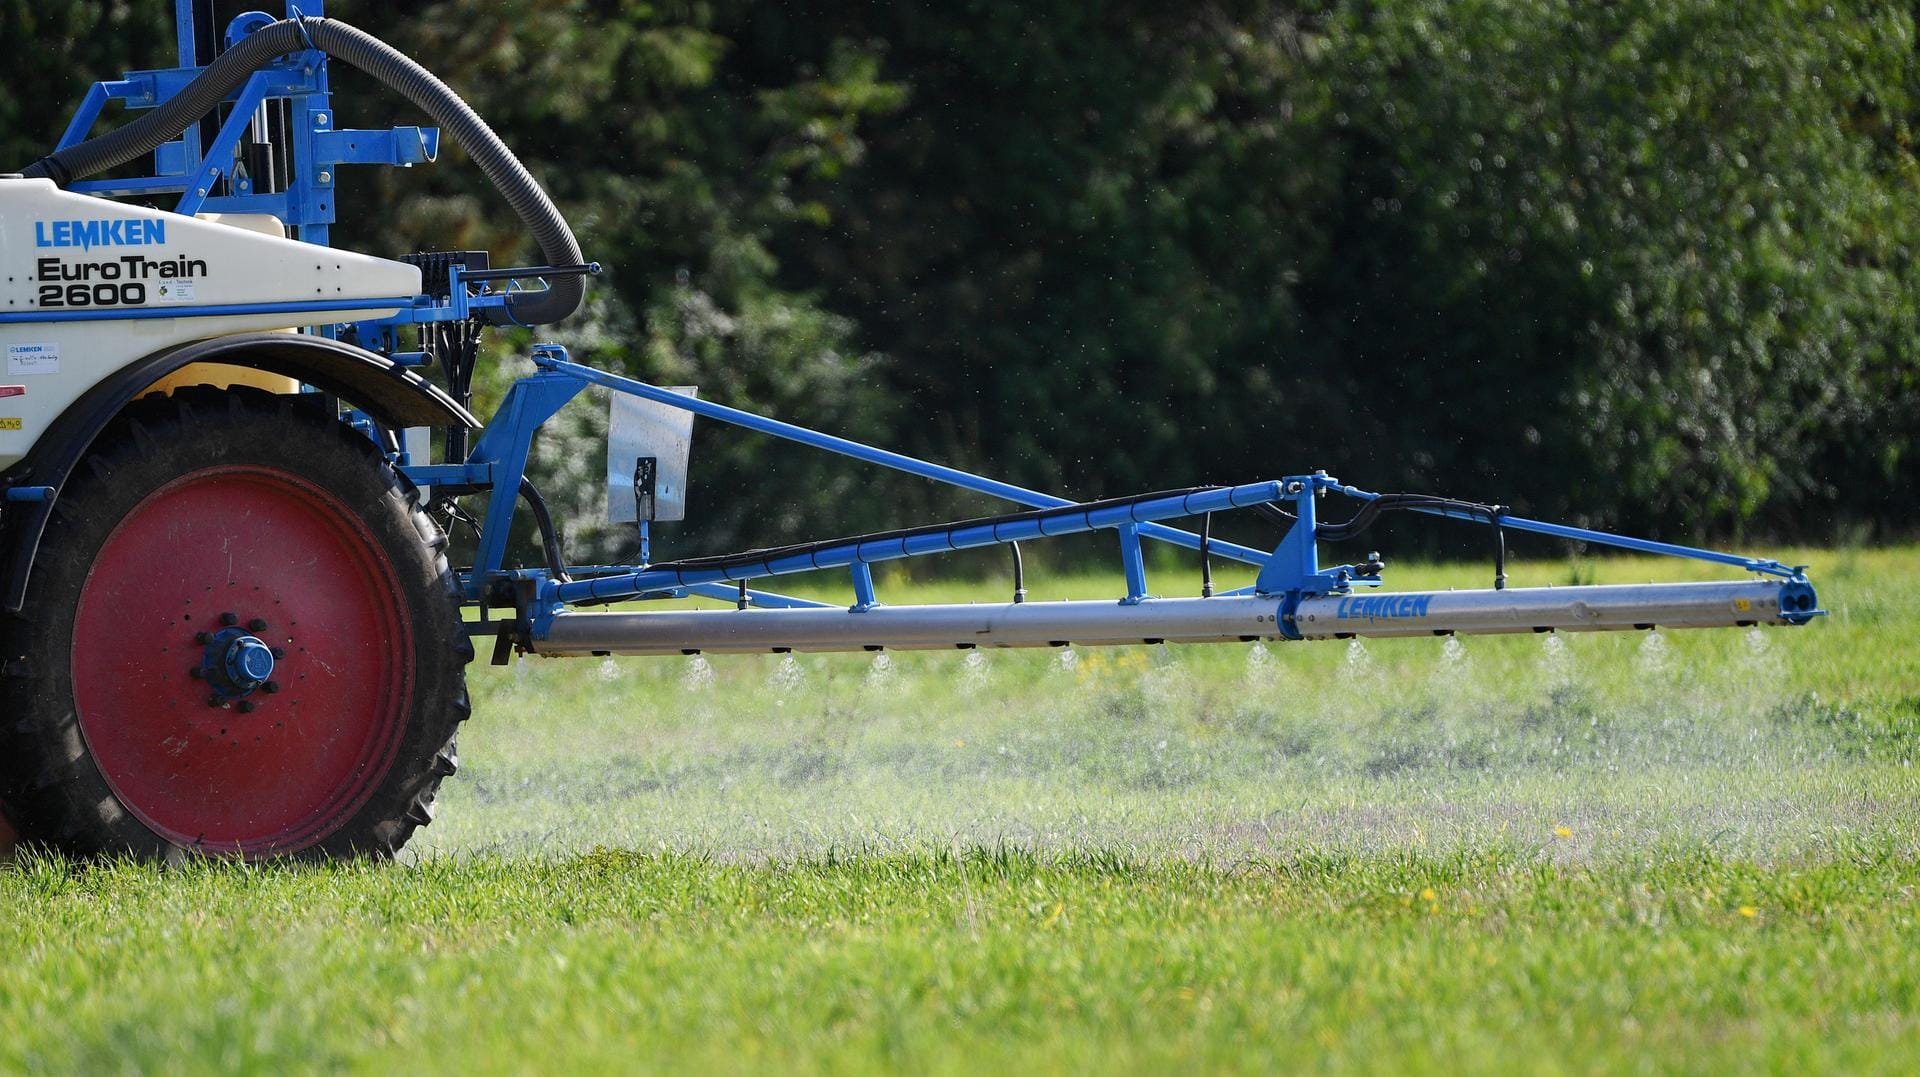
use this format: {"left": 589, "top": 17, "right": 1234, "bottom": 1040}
{"left": 1553, "top": 825, "right": 1574, "bottom": 839}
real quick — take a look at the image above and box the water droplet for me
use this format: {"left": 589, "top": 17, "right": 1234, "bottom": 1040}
{"left": 1345, "top": 638, "right": 1373, "bottom": 675}
{"left": 1432, "top": 636, "right": 1470, "bottom": 685}
{"left": 1245, "top": 641, "right": 1276, "bottom": 682}
{"left": 1635, "top": 630, "right": 1671, "bottom": 677}
{"left": 682, "top": 654, "right": 715, "bottom": 693}
{"left": 768, "top": 653, "right": 804, "bottom": 695}
{"left": 1054, "top": 646, "right": 1079, "bottom": 674}
{"left": 864, "top": 651, "right": 895, "bottom": 691}
{"left": 1537, "top": 632, "right": 1572, "bottom": 683}
{"left": 959, "top": 649, "right": 991, "bottom": 692}
{"left": 597, "top": 656, "right": 620, "bottom": 683}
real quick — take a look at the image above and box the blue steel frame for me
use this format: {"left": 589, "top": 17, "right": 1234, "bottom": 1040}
{"left": 396, "top": 344, "right": 1819, "bottom": 641}
{"left": 55, "top": 5, "right": 1823, "bottom": 645}
{"left": 65, "top": 1, "right": 439, "bottom": 251}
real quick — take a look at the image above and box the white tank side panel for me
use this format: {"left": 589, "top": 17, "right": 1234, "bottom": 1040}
{"left": 195, "top": 213, "right": 288, "bottom": 239}
{"left": 0, "top": 309, "right": 405, "bottom": 471}
{"left": 0, "top": 178, "right": 423, "bottom": 471}
{"left": 0, "top": 179, "right": 419, "bottom": 309}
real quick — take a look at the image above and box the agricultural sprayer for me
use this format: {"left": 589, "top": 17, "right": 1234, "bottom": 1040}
{"left": 0, "top": 3, "right": 1823, "bottom": 861}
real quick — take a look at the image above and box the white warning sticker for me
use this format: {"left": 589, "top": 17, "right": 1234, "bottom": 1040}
{"left": 154, "top": 279, "right": 196, "bottom": 304}
{"left": 6, "top": 342, "right": 59, "bottom": 376}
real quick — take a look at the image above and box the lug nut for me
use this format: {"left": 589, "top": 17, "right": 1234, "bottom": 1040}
{"left": 219, "top": 612, "right": 238, "bottom": 626}
{"left": 194, "top": 631, "right": 212, "bottom": 645}
{"left": 262, "top": 681, "right": 281, "bottom": 694}
{"left": 207, "top": 694, "right": 225, "bottom": 708}
{"left": 270, "top": 647, "right": 286, "bottom": 659}
{"left": 236, "top": 700, "right": 257, "bottom": 714}
{"left": 248, "top": 618, "right": 268, "bottom": 632}
{"left": 189, "top": 667, "right": 204, "bottom": 679}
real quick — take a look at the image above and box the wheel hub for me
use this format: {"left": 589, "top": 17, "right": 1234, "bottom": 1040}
{"left": 193, "top": 617, "right": 283, "bottom": 705}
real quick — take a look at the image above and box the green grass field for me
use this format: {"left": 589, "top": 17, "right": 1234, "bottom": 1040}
{"left": 4, "top": 548, "right": 1917, "bottom": 1073}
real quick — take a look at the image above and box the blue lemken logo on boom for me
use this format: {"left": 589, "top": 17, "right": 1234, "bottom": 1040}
{"left": 34, "top": 218, "right": 166, "bottom": 252}
{"left": 1334, "top": 594, "right": 1434, "bottom": 622}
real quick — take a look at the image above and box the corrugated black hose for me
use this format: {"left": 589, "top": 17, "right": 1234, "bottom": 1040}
{"left": 20, "top": 17, "right": 583, "bottom": 327}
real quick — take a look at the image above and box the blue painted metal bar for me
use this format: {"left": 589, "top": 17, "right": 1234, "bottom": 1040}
{"left": 683, "top": 582, "right": 835, "bottom": 610}
{"left": 176, "top": 73, "right": 275, "bottom": 212}
{"left": 314, "top": 126, "right": 439, "bottom": 166}
{"left": 72, "top": 176, "right": 205, "bottom": 196}
{"left": 552, "top": 480, "right": 1286, "bottom": 606}
{"left": 0, "top": 297, "right": 417, "bottom": 326}
{"left": 533, "top": 355, "right": 1274, "bottom": 567}
{"left": 464, "top": 364, "right": 586, "bottom": 586}
{"left": 402, "top": 462, "right": 495, "bottom": 487}
{"left": 55, "top": 84, "right": 111, "bottom": 153}
{"left": 1117, "top": 524, "right": 1149, "bottom": 604}
{"left": 850, "top": 562, "right": 879, "bottom": 611}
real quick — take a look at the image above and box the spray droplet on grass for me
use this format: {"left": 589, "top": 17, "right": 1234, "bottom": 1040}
{"left": 959, "top": 649, "right": 991, "bottom": 692}
{"left": 864, "top": 651, "right": 895, "bottom": 691}
{"left": 1244, "top": 641, "right": 1275, "bottom": 682}
{"left": 1537, "top": 632, "right": 1572, "bottom": 683}
{"left": 1744, "top": 627, "right": 1770, "bottom": 658}
{"left": 682, "top": 654, "right": 715, "bottom": 693}
{"left": 768, "top": 653, "right": 804, "bottom": 695}
{"left": 1432, "top": 636, "right": 1470, "bottom": 688}
{"left": 1635, "top": 630, "right": 1672, "bottom": 677}
{"left": 1345, "top": 638, "right": 1373, "bottom": 675}
{"left": 596, "top": 657, "right": 620, "bottom": 683}
{"left": 1054, "top": 646, "right": 1079, "bottom": 674}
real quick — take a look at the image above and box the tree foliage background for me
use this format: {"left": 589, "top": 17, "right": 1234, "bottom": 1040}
{"left": 3, "top": 0, "right": 1916, "bottom": 562}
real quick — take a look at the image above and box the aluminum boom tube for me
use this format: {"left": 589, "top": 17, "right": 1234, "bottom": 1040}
{"left": 533, "top": 579, "right": 1815, "bottom": 656}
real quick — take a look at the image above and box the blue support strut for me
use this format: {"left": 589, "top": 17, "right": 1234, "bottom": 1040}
{"left": 532, "top": 354, "right": 1274, "bottom": 568}
{"left": 553, "top": 481, "right": 1288, "bottom": 606}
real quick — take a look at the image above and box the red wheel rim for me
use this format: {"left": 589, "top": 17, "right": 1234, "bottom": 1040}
{"left": 72, "top": 465, "right": 414, "bottom": 855}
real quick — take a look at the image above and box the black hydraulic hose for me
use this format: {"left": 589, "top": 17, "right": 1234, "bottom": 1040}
{"left": 1313, "top": 492, "right": 1512, "bottom": 591}
{"left": 21, "top": 17, "right": 583, "bottom": 326}
{"left": 517, "top": 477, "right": 572, "bottom": 582}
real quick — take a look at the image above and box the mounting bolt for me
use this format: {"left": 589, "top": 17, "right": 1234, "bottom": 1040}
{"left": 207, "top": 694, "right": 225, "bottom": 708}
{"left": 262, "top": 681, "right": 281, "bottom": 694}
{"left": 236, "top": 701, "right": 257, "bottom": 715}
{"left": 188, "top": 667, "right": 204, "bottom": 679}
{"left": 248, "top": 618, "right": 268, "bottom": 632}
{"left": 317, "top": 170, "right": 332, "bottom": 184}
{"left": 220, "top": 612, "right": 238, "bottom": 626}
{"left": 194, "top": 631, "right": 212, "bottom": 644}
{"left": 270, "top": 647, "right": 286, "bottom": 659}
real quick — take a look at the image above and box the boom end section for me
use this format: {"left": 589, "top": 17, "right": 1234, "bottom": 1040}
{"left": 1288, "top": 579, "right": 1821, "bottom": 641}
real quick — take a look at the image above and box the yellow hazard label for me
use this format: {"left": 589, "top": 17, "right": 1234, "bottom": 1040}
{"left": 1734, "top": 597, "right": 1752, "bottom": 612}
{"left": 0, "top": 418, "right": 21, "bottom": 431}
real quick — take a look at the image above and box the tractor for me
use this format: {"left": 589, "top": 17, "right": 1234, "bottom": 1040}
{"left": 0, "top": 3, "right": 1821, "bottom": 860}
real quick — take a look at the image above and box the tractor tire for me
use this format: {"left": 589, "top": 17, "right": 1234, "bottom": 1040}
{"left": 0, "top": 386, "right": 472, "bottom": 861}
